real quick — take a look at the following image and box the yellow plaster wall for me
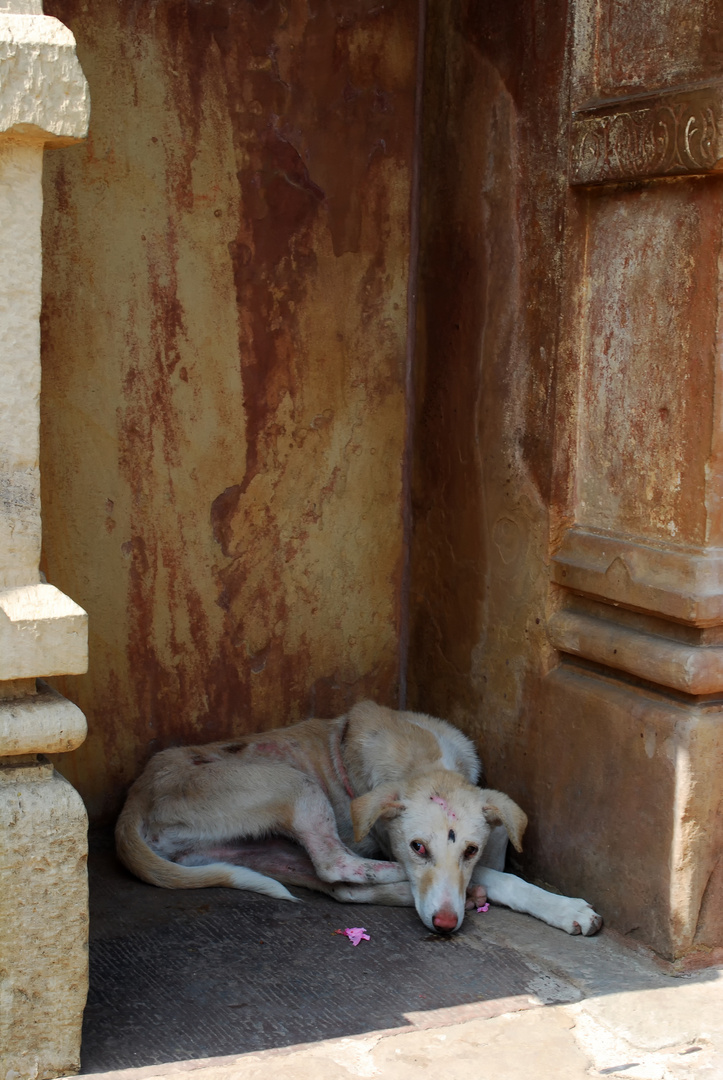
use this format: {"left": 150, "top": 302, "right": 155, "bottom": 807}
{"left": 39, "top": 0, "right": 418, "bottom": 819}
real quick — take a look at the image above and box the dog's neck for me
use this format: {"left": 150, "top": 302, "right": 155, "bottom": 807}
{"left": 339, "top": 712, "right": 450, "bottom": 797}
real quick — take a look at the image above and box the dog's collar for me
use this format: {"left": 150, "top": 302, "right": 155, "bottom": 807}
{"left": 333, "top": 718, "right": 356, "bottom": 800}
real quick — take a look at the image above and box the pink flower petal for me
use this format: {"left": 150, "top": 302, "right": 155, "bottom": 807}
{"left": 335, "top": 927, "right": 371, "bottom": 946}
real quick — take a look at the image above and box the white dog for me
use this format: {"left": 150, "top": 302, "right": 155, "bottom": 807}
{"left": 116, "top": 701, "right": 602, "bottom": 935}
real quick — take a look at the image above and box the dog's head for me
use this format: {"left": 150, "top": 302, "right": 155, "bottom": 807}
{"left": 351, "top": 769, "right": 527, "bottom": 933}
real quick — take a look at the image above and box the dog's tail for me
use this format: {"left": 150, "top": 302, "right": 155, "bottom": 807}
{"left": 115, "top": 797, "right": 298, "bottom": 901}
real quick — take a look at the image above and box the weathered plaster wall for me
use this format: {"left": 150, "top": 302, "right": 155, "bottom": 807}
{"left": 578, "top": 0, "right": 720, "bottom": 98}
{"left": 409, "top": 0, "right": 569, "bottom": 758}
{"left": 40, "top": 0, "right": 419, "bottom": 820}
{"left": 576, "top": 183, "right": 720, "bottom": 546}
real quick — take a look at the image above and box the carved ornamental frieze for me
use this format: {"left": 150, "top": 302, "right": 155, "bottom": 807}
{"left": 569, "top": 82, "right": 723, "bottom": 185}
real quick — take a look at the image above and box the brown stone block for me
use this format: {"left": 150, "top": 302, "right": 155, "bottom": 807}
{"left": 518, "top": 662, "right": 723, "bottom": 960}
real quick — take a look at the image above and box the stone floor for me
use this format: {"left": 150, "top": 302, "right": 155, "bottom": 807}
{"left": 76, "top": 829, "right": 723, "bottom": 1080}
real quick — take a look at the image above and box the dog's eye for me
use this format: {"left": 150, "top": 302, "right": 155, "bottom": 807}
{"left": 463, "top": 845, "right": 479, "bottom": 860}
{"left": 410, "top": 840, "right": 428, "bottom": 857}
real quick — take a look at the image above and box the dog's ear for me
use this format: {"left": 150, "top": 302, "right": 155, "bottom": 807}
{"left": 480, "top": 789, "right": 527, "bottom": 853}
{"left": 350, "top": 783, "right": 405, "bottom": 842}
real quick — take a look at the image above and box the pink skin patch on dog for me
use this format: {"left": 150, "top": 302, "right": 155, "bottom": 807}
{"left": 430, "top": 794, "right": 457, "bottom": 820}
{"left": 250, "top": 741, "right": 289, "bottom": 759}
{"left": 335, "top": 927, "right": 370, "bottom": 946}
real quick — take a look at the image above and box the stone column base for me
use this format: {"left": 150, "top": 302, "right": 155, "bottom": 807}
{"left": 522, "top": 662, "right": 723, "bottom": 961}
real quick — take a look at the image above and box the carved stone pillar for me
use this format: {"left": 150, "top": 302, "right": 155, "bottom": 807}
{"left": 545, "top": 7, "right": 723, "bottom": 960}
{"left": 0, "top": 4, "right": 90, "bottom": 1077}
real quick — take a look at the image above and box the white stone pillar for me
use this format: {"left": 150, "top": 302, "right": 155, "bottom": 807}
{"left": 0, "top": 6, "right": 90, "bottom": 1079}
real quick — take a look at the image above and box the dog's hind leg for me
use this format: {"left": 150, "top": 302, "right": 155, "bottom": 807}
{"left": 288, "top": 780, "right": 407, "bottom": 886}
{"left": 183, "top": 838, "right": 342, "bottom": 895}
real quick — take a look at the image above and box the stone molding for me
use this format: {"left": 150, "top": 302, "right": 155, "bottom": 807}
{"left": 551, "top": 528, "right": 723, "bottom": 693}
{"left": 0, "top": 583, "right": 88, "bottom": 680}
{"left": 0, "top": 681, "right": 87, "bottom": 754}
{"left": 548, "top": 608, "right": 723, "bottom": 695}
{"left": 569, "top": 81, "right": 723, "bottom": 186}
{"left": 0, "top": 13, "right": 89, "bottom": 144}
{"left": 552, "top": 526, "right": 723, "bottom": 626}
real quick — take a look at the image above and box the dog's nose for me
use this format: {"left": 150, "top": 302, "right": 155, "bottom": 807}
{"left": 432, "top": 909, "right": 458, "bottom": 932}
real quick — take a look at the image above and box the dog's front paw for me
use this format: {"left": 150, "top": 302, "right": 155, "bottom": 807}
{"left": 465, "top": 883, "right": 487, "bottom": 910}
{"left": 561, "top": 898, "right": 603, "bottom": 936}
